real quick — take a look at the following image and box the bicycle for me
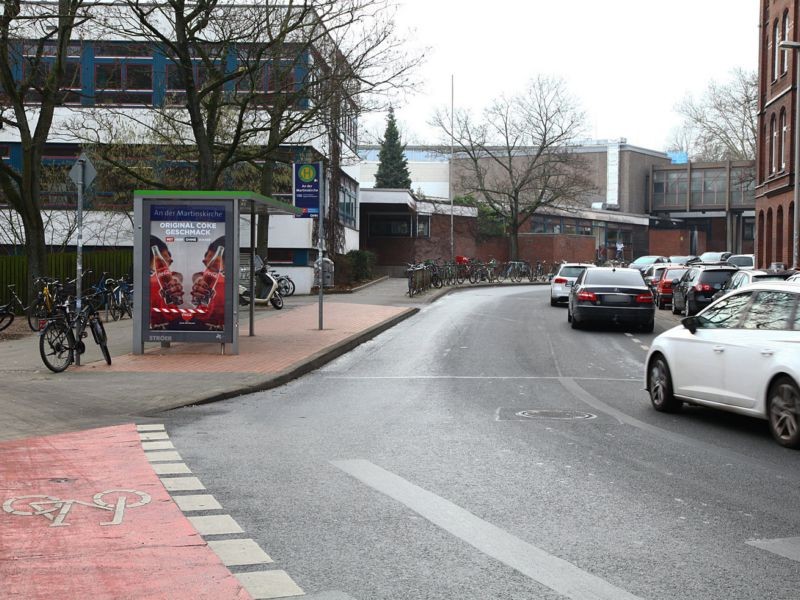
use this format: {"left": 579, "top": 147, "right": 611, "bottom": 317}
{"left": 39, "top": 294, "right": 111, "bottom": 373}
{"left": 0, "top": 285, "right": 28, "bottom": 332}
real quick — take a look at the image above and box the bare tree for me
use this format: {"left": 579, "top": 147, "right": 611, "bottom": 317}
{"left": 66, "top": 1, "right": 422, "bottom": 260}
{"left": 670, "top": 68, "right": 757, "bottom": 161}
{"left": 434, "top": 76, "right": 594, "bottom": 259}
{"left": 0, "top": 0, "right": 92, "bottom": 283}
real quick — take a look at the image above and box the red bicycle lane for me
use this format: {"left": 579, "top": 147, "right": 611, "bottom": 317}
{"left": 0, "top": 424, "right": 250, "bottom": 600}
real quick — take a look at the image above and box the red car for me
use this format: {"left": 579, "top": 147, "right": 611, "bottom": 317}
{"left": 653, "top": 266, "right": 688, "bottom": 309}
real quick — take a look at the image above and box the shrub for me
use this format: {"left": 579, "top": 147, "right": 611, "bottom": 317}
{"left": 345, "top": 249, "right": 376, "bottom": 282}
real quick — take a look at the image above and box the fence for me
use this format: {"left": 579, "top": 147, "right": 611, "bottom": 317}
{"left": 0, "top": 249, "right": 133, "bottom": 305}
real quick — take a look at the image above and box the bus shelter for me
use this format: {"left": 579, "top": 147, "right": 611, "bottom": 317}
{"left": 133, "top": 190, "right": 302, "bottom": 355}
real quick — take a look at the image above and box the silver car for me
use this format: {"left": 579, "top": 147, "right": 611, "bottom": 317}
{"left": 550, "top": 263, "right": 594, "bottom": 306}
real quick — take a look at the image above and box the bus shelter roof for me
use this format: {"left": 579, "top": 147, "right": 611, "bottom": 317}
{"left": 133, "top": 190, "right": 302, "bottom": 216}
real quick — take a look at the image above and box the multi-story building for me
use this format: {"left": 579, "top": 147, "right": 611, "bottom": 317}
{"left": 756, "top": 0, "right": 796, "bottom": 268}
{"left": 0, "top": 4, "right": 360, "bottom": 292}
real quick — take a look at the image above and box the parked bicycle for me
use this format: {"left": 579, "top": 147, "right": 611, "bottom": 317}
{"left": 0, "top": 285, "right": 28, "bottom": 332}
{"left": 39, "top": 294, "right": 111, "bottom": 373}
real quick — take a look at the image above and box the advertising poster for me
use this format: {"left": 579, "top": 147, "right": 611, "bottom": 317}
{"left": 293, "top": 162, "right": 321, "bottom": 218}
{"left": 148, "top": 204, "right": 227, "bottom": 332}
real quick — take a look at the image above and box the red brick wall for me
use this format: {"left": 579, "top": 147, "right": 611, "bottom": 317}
{"left": 649, "top": 230, "right": 692, "bottom": 256}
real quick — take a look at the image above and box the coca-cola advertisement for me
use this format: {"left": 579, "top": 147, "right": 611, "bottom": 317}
{"left": 148, "top": 205, "right": 227, "bottom": 332}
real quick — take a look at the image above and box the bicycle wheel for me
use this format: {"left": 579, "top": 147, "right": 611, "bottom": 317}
{"left": 495, "top": 267, "right": 506, "bottom": 283}
{"left": 109, "top": 296, "right": 123, "bottom": 321}
{"left": 282, "top": 278, "right": 296, "bottom": 297}
{"left": 39, "top": 320, "right": 74, "bottom": 373}
{"left": 90, "top": 317, "right": 111, "bottom": 365}
{"left": 456, "top": 266, "right": 466, "bottom": 285}
{"left": 278, "top": 279, "right": 292, "bottom": 297}
{"left": 27, "top": 299, "right": 46, "bottom": 331}
{"left": 0, "top": 310, "right": 14, "bottom": 332}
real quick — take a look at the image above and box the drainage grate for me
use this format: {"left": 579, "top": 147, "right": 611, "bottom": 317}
{"left": 516, "top": 410, "right": 597, "bottom": 420}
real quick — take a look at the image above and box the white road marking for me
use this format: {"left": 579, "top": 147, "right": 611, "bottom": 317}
{"left": 145, "top": 450, "right": 182, "bottom": 462}
{"left": 326, "top": 376, "right": 639, "bottom": 382}
{"left": 152, "top": 462, "right": 191, "bottom": 475}
{"left": 141, "top": 440, "right": 175, "bottom": 451}
{"left": 173, "top": 494, "right": 223, "bottom": 512}
{"left": 332, "top": 459, "right": 643, "bottom": 600}
{"left": 640, "top": 345, "right": 649, "bottom": 351}
{"left": 235, "top": 570, "right": 304, "bottom": 599}
{"left": 624, "top": 333, "right": 633, "bottom": 337}
{"left": 747, "top": 536, "right": 800, "bottom": 562}
{"left": 160, "top": 476, "right": 205, "bottom": 491}
{"left": 136, "top": 424, "right": 165, "bottom": 432}
{"left": 631, "top": 338, "right": 642, "bottom": 344}
{"left": 208, "top": 539, "right": 273, "bottom": 566}
{"left": 139, "top": 431, "right": 170, "bottom": 441}
{"left": 187, "top": 514, "right": 244, "bottom": 536}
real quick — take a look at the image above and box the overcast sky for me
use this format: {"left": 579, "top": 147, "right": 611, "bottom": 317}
{"left": 361, "top": 0, "right": 759, "bottom": 152}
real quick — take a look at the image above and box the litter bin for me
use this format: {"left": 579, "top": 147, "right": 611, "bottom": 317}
{"left": 314, "top": 257, "right": 335, "bottom": 288}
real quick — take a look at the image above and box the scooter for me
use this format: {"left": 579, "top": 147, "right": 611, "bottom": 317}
{"left": 238, "top": 256, "right": 283, "bottom": 309}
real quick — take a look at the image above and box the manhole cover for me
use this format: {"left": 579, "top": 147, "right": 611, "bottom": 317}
{"left": 515, "top": 410, "right": 597, "bottom": 420}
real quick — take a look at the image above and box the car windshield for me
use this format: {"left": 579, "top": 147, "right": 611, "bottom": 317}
{"left": 584, "top": 270, "right": 644, "bottom": 286}
{"left": 631, "top": 256, "right": 658, "bottom": 265}
{"left": 559, "top": 266, "right": 587, "bottom": 278}
{"left": 700, "top": 270, "right": 736, "bottom": 284}
{"left": 665, "top": 268, "right": 687, "bottom": 279}
{"left": 669, "top": 256, "right": 690, "bottom": 263}
{"left": 700, "top": 252, "right": 726, "bottom": 261}
{"left": 727, "top": 256, "right": 753, "bottom": 267}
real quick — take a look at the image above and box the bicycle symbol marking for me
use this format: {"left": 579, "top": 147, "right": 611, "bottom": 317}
{"left": 2, "top": 489, "right": 151, "bottom": 527}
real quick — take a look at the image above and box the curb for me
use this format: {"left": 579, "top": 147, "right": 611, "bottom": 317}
{"left": 144, "top": 306, "right": 420, "bottom": 414}
{"left": 417, "top": 280, "right": 549, "bottom": 304}
{"left": 309, "top": 276, "right": 391, "bottom": 296}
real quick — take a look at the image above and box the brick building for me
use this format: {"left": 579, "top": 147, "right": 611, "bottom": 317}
{"left": 757, "top": 0, "right": 797, "bottom": 268}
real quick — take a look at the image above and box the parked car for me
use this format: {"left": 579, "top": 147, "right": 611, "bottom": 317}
{"left": 711, "top": 269, "right": 793, "bottom": 301}
{"left": 549, "top": 263, "right": 594, "bottom": 306}
{"left": 698, "top": 251, "right": 733, "bottom": 263}
{"left": 630, "top": 255, "right": 669, "bottom": 273}
{"left": 727, "top": 254, "right": 755, "bottom": 270}
{"left": 645, "top": 282, "right": 800, "bottom": 448}
{"left": 654, "top": 266, "right": 689, "bottom": 309}
{"left": 669, "top": 255, "right": 700, "bottom": 265}
{"left": 671, "top": 264, "right": 738, "bottom": 316}
{"left": 642, "top": 264, "right": 672, "bottom": 289}
{"left": 788, "top": 273, "right": 800, "bottom": 282}
{"left": 567, "top": 267, "right": 655, "bottom": 332}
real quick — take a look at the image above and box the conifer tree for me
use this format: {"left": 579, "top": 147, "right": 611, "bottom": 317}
{"left": 374, "top": 107, "right": 412, "bottom": 189}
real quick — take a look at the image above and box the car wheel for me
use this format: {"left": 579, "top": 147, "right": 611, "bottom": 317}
{"left": 641, "top": 319, "right": 655, "bottom": 333}
{"left": 648, "top": 355, "right": 682, "bottom": 412}
{"left": 672, "top": 296, "right": 681, "bottom": 314}
{"left": 550, "top": 297, "right": 557, "bottom": 307}
{"left": 570, "top": 312, "right": 582, "bottom": 329}
{"left": 683, "top": 298, "right": 691, "bottom": 317}
{"left": 657, "top": 296, "right": 665, "bottom": 310}
{"left": 768, "top": 377, "right": 800, "bottom": 448}
{"left": 567, "top": 307, "right": 572, "bottom": 322}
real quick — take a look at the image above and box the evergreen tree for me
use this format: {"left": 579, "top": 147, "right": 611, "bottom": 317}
{"left": 374, "top": 107, "right": 412, "bottom": 189}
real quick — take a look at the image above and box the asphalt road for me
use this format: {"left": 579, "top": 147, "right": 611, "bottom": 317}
{"left": 164, "top": 286, "right": 800, "bottom": 600}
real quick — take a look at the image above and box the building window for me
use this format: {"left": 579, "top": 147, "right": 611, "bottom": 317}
{"left": 782, "top": 11, "right": 790, "bottom": 75}
{"left": 416, "top": 214, "right": 431, "bottom": 238}
{"left": 95, "top": 61, "right": 153, "bottom": 105}
{"left": 369, "top": 214, "right": 411, "bottom": 237}
{"left": 743, "top": 217, "right": 754, "bottom": 241}
{"left": 780, "top": 109, "right": 787, "bottom": 171}
{"left": 774, "top": 19, "right": 781, "bottom": 81}
{"left": 770, "top": 114, "right": 777, "bottom": 174}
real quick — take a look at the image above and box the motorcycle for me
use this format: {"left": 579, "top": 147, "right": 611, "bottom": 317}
{"left": 238, "top": 256, "right": 283, "bottom": 309}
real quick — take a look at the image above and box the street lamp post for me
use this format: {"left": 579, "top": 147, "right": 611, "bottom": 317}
{"left": 780, "top": 40, "right": 800, "bottom": 269}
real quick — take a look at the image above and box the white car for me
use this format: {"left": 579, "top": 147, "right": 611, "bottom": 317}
{"left": 549, "top": 263, "right": 594, "bottom": 306}
{"left": 727, "top": 254, "right": 755, "bottom": 270}
{"left": 645, "top": 281, "right": 800, "bottom": 448}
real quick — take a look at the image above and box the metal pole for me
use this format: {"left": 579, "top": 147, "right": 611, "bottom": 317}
{"left": 249, "top": 200, "right": 255, "bottom": 337}
{"left": 318, "top": 162, "right": 324, "bottom": 330}
{"left": 75, "top": 159, "right": 84, "bottom": 367}
{"left": 450, "top": 74, "right": 455, "bottom": 262}
{"left": 793, "top": 50, "right": 800, "bottom": 269}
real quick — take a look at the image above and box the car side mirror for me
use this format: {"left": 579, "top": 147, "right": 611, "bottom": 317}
{"left": 681, "top": 316, "right": 699, "bottom": 334}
